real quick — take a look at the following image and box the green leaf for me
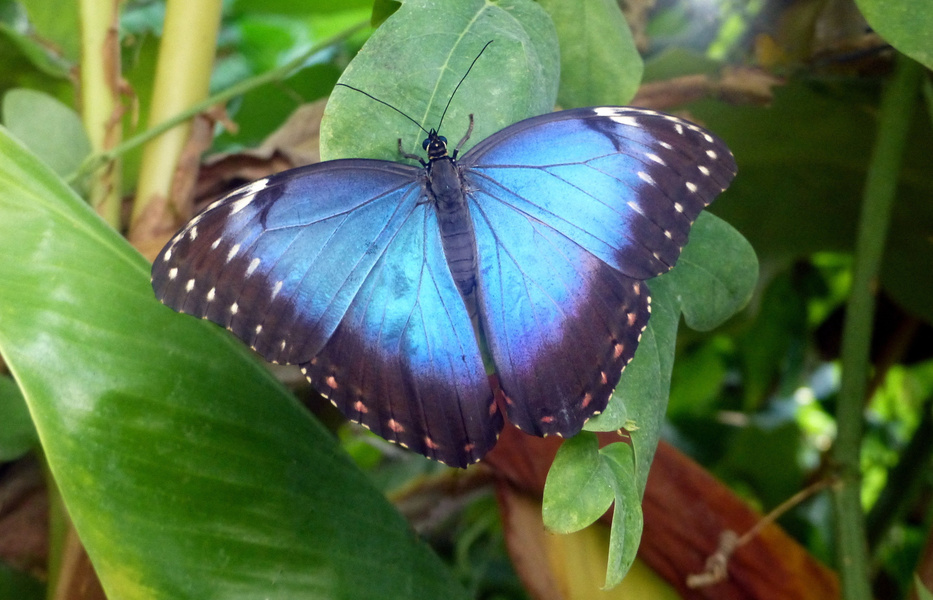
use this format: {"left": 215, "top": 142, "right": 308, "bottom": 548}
{"left": 542, "top": 438, "right": 645, "bottom": 586}
{"left": 0, "top": 22, "right": 71, "bottom": 79}
{"left": 0, "top": 375, "right": 37, "bottom": 461}
{"left": 855, "top": 2, "right": 933, "bottom": 70}
{"left": 0, "top": 126, "right": 468, "bottom": 599}
{"left": 542, "top": 433, "right": 614, "bottom": 533}
{"left": 601, "top": 443, "right": 643, "bottom": 588}
{"left": 2, "top": 88, "right": 91, "bottom": 179}
{"left": 537, "top": 0, "right": 643, "bottom": 107}
{"left": 668, "top": 212, "right": 759, "bottom": 332}
{"left": 320, "top": 0, "right": 559, "bottom": 162}
{"left": 18, "top": 0, "right": 80, "bottom": 62}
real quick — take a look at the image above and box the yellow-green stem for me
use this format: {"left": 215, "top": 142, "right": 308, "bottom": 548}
{"left": 79, "top": 0, "right": 122, "bottom": 228}
{"left": 130, "top": 0, "right": 223, "bottom": 229}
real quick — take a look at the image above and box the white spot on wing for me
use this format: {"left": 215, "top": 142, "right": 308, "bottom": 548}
{"left": 686, "top": 181, "right": 698, "bottom": 193}
{"left": 229, "top": 197, "right": 252, "bottom": 216}
{"left": 255, "top": 324, "right": 262, "bottom": 335}
{"left": 207, "top": 287, "right": 216, "bottom": 302}
{"left": 674, "top": 123, "right": 684, "bottom": 135}
{"left": 646, "top": 153, "right": 666, "bottom": 166}
{"left": 593, "top": 107, "right": 623, "bottom": 117}
{"left": 168, "top": 267, "right": 178, "bottom": 280}
{"left": 706, "top": 149, "right": 718, "bottom": 159}
{"left": 231, "top": 178, "right": 270, "bottom": 211}
{"left": 185, "top": 279, "right": 195, "bottom": 292}
{"left": 594, "top": 107, "right": 641, "bottom": 127}
{"left": 660, "top": 141, "right": 673, "bottom": 150}
{"left": 188, "top": 226, "right": 198, "bottom": 241}
{"left": 637, "top": 171, "right": 656, "bottom": 186}
{"left": 163, "top": 248, "right": 173, "bottom": 262}
{"left": 674, "top": 202, "right": 684, "bottom": 213}
{"left": 271, "top": 280, "right": 283, "bottom": 300}
{"left": 698, "top": 165, "right": 711, "bottom": 176}
{"left": 703, "top": 133, "right": 714, "bottom": 143}
{"left": 230, "top": 302, "right": 239, "bottom": 315}
{"left": 246, "top": 257, "right": 261, "bottom": 277}
{"left": 210, "top": 238, "right": 221, "bottom": 250}
{"left": 226, "top": 244, "right": 241, "bottom": 263}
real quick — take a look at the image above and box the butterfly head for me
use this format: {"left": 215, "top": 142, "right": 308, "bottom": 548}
{"left": 422, "top": 130, "right": 449, "bottom": 160}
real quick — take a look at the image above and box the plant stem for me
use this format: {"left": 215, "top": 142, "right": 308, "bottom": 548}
{"left": 129, "top": 0, "right": 224, "bottom": 230}
{"left": 831, "top": 54, "right": 923, "bottom": 599}
{"left": 79, "top": 0, "right": 123, "bottom": 228}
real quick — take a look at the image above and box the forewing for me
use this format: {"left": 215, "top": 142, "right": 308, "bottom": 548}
{"left": 151, "top": 160, "right": 422, "bottom": 365}
{"left": 461, "top": 106, "right": 736, "bottom": 280}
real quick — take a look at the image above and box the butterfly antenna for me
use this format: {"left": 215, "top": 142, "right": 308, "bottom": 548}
{"left": 436, "top": 40, "right": 493, "bottom": 133}
{"left": 335, "top": 83, "right": 430, "bottom": 135}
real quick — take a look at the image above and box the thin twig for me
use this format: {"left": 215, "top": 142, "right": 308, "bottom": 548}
{"left": 687, "top": 478, "right": 834, "bottom": 588}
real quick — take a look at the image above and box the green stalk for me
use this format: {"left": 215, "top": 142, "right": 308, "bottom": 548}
{"left": 78, "top": 0, "right": 122, "bottom": 228}
{"left": 831, "top": 54, "right": 923, "bottom": 599}
{"left": 129, "top": 0, "right": 224, "bottom": 233}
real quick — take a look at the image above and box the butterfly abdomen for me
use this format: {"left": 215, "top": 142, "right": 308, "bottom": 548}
{"left": 430, "top": 156, "right": 480, "bottom": 315}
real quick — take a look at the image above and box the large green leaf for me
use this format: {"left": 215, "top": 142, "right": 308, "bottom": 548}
{"left": 320, "top": 0, "right": 559, "bottom": 162}
{"left": 0, "top": 126, "right": 468, "bottom": 598}
{"left": 537, "top": 0, "right": 643, "bottom": 108}
{"left": 855, "top": 1, "right": 933, "bottom": 70}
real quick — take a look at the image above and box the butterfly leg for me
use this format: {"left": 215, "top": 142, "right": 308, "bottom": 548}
{"left": 452, "top": 114, "right": 474, "bottom": 158}
{"left": 397, "top": 139, "right": 426, "bottom": 165}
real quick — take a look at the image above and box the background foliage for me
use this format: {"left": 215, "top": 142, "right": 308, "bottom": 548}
{"left": 0, "top": 0, "right": 931, "bottom": 599}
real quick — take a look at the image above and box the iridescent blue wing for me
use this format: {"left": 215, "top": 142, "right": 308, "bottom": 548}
{"left": 151, "top": 161, "right": 499, "bottom": 467}
{"left": 459, "top": 107, "right": 736, "bottom": 436}
{"left": 300, "top": 203, "right": 500, "bottom": 466}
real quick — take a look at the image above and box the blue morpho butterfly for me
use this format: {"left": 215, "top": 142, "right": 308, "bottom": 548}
{"left": 151, "top": 49, "right": 736, "bottom": 468}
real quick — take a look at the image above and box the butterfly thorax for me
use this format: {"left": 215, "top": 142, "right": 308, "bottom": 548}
{"left": 427, "top": 149, "right": 479, "bottom": 317}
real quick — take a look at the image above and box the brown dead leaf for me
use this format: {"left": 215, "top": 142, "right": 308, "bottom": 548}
{"left": 484, "top": 428, "right": 839, "bottom": 599}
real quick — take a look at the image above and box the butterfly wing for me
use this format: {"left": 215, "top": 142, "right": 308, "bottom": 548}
{"left": 152, "top": 160, "right": 422, "bottom": 365}
{"left": 460, "top": 107, "right": 736, "bottom": 436}
{"left": 301, "top": 203, "right": 500, "bottom": 467}
{"left": 152, "top": 160, "right": 499, "bottom": 466}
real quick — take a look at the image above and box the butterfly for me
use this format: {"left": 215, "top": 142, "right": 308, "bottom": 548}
{"left": 152, "top": 101, "right": 735, "bottom": 468}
